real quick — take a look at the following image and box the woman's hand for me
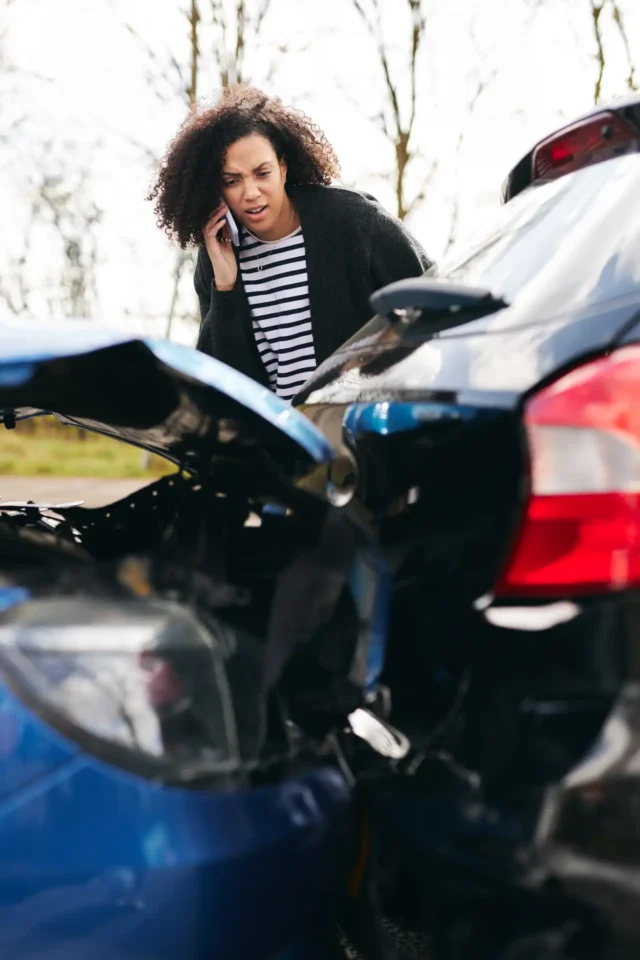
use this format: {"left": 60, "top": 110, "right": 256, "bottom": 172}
{"left": 203, "top": 203, "right": 237, "bottom": 291}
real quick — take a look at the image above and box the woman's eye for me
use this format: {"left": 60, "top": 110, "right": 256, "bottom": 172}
{"left": 258, "top": 171, "right": 270, "bottom": 178}
{"left": 224, "top": 180, "right": 239, "bottom": 187}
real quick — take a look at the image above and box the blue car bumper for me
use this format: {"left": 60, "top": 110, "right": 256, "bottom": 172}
{"left": 0, "top": 683, "right": 351, "bottom": 959}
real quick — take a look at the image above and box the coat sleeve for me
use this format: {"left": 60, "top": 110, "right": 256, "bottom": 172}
{"left": 368, "top": 206, "right": 433, "bottom": 293}
{"left": 194, "top": 245, "right": 247, "bottom": 360}
{"left": 194, "top": 247, "right": 213, "bottom": 353}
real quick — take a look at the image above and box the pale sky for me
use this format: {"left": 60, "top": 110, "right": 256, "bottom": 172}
{"left": 2, "top": 0, "right": 639, "bottom": 342}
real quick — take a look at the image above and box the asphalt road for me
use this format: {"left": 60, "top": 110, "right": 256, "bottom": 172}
{"left": 0, "top": 476, "right": 149, "bottom": 508}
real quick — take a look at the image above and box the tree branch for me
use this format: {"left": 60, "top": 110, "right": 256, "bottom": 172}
{"left": 235, "top": 0, "right": 246, "bottom": 85}
{"left": 122, "top": 21, "right": 184, "bottom": 104}
{"left": 589, "top": 0, "right": 607, "bottom": 104}
{"left": 349, "top": 0, "right": 428, "bottom": 219}
{"left": 254, "top": 0, "right": 273, "bottom": 32}
{"left": 165, "top": 248, "right": 193, "bottom": 338}
{"left": 610, "top": 0, "right": 637, "bottom": 91}
{"left": 351, "top": 0, "right": 378, "bottom": 41}
{"left": 209, "top": 0, "right": 230, "bottom": 86}
{"left": 407, "top": 0, "right": 424, "bottom": 136}
{"left": 443, "top": 70, "right": 496, "bottom": 254}
{"left": 187, "top": 0, "right": 200, "bottom": 107}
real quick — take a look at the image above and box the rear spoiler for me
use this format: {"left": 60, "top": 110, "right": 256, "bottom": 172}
{"left": 501, "top": 95, "right": 640, "bottom": 203}
{"left": 370, "top": 277, "right": 507, "bottom": 321}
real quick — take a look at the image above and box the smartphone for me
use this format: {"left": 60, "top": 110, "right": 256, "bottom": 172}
{"left": 225, "top": 211, "right": 240, "bottom": 246}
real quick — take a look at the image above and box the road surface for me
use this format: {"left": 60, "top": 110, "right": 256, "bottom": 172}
{"left": 0, "top": 477, "right": 149, "bottom": 508}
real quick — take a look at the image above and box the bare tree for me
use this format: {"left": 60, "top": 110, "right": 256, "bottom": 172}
{"left": 524, "top": 0, "right": 638, "bottom": 103}
{"left": 590, "top": 0, "right": 607, "bottom": 102}
{"left": 0, "top": 4, "right": 103, "bottom": 321}
{"left": 164, "top": 247, "right": 197, "bottom": 338}
{"left": 210, "top": 0, "right": 274, "bottom": 87}
{"left": 0, "top": 1, "right": 31, "bottom": 315}
{"left": 187, "top": 0, "right": 201, "bottom": 106}
{"left": 589, "top": 0, "right": 637, "bottom": 103}
{"left": 119, "top": 0, "right": 276, "bottom": 110}
{"left": 611, "top": 0, "right": 637, "bottom": 93}
{"left": 442, "top": 70, "right": 497, "bottom": 256}
{"left": 37, "top": 168, "right": 103, "bottom": 319}
{"left": 0, "top": 159, "right": 103, "bottom": 321}
{"left": 116, "top": 3, "right": 204, "bottom": 336}
{"left": 349, "top": 0, "right": 427, "bottom": 221}
{"left": 0, "top": 0, "right": 21, "bottom": 148}
{"left": 168, "top": 0, "right": 202, "bottom": 336}
{"left": 115, "top": 0, "right": 277, "bottom": 337}
{"left": 0, "top": 195, "right": 38, "bottom": 316}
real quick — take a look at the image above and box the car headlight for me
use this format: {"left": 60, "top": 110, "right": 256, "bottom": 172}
{"left": 0, "top": 597, "right": 250, "bottom": 785}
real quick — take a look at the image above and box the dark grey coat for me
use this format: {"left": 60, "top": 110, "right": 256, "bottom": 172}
{"left": 195, "top": 183, "right": 432, "bottom": 387}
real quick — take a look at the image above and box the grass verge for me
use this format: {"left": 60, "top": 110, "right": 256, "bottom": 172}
{"left": 0, "top": 419, "right": 173, "bottom": 478}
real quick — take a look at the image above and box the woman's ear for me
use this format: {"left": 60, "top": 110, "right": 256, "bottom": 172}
{"left": 280, "top": 157, "right": 288, "bottom": 183}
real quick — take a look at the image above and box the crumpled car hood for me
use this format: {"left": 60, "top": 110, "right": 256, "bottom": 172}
{"left": 0, "top": 324, "right": 334, "bottom": 481}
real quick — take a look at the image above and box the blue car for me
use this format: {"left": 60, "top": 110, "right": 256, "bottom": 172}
{"left": 0, "top": 326, "right": 390, "bottom": 959}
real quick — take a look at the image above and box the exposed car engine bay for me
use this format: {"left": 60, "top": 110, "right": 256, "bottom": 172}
{"left": 0, "top": 469, "right": 373, "bottom": 785}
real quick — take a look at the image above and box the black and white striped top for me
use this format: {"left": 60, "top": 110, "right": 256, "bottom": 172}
{"left": 238, "top": 226, "right": 316, "bottom": 401}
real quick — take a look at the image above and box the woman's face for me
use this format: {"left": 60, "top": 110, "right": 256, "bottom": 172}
{"left": 221, "top": 134, "right": 288, "bottom": 238}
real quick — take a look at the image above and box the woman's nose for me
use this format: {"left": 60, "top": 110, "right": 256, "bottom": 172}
{"left": 244, "top": 179, "right": 262, "bottom": 201}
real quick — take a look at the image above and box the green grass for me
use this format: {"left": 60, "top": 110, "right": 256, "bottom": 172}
{"left": 0, "top": 420, "right": 174, "bottom": 478}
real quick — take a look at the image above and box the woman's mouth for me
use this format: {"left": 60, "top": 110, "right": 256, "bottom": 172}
{"left": 244, "top": 205, "right": 268, "bottom": 222}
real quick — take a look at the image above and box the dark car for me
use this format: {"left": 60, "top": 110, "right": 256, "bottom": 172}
{"left": 297, "top": 97, "right": 640, "bottom": 958}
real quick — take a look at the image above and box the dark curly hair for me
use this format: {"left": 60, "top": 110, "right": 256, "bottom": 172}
{"left": 148, "top": 85, "right": 341, "bottom": 248}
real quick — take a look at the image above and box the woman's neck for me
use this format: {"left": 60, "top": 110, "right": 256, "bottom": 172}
{"left": 255, "top": 196, "right": 299, "bottom": 242}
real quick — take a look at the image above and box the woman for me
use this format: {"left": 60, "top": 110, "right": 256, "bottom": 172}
{"left": 149, "top": 85, "right": 432, "bottom": 401}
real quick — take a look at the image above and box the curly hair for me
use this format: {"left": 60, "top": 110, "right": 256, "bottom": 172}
{"left": 148, "top": 85, "right": 341, "bottom": 248}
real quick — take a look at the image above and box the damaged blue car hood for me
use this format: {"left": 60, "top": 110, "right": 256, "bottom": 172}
{"left": 0, "top": 324, "right": 334, "bottom": 478}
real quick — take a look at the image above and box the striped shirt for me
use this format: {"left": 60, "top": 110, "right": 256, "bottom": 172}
{"left": 238, "top": 225, "right": 316, "bottom": 401}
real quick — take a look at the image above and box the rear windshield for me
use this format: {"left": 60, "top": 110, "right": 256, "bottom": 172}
{"left": 431, "top": 154, "right": 640, "bottom": 321}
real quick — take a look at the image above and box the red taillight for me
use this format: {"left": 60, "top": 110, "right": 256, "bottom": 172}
{"left": 548, "top": 142, "right": 574, "bottom": 167}
{"left": 532, "top": 111, "right": 636, "bottom": 182}
{"left": 496, "top": 348, "right": 640, "bottom": 597}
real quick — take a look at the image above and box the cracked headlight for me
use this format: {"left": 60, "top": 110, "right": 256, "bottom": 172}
{"left": 0, "top": 597, "right": 249, "bottom": 785}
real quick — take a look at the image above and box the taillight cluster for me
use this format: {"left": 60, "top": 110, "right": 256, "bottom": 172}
{"left": 496, "top": 348, "right": 640, "bottom": 597}
{"left": 532, "top": 111, "right": 637, "bottom": 182}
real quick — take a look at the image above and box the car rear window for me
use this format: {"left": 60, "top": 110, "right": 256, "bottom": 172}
{"left": 431, "top": 154, "right": 640, "bottom": 321}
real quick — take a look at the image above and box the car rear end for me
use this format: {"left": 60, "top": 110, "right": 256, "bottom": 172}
{"left": 298, "top": 117, "right": 640, "bottom": 955}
